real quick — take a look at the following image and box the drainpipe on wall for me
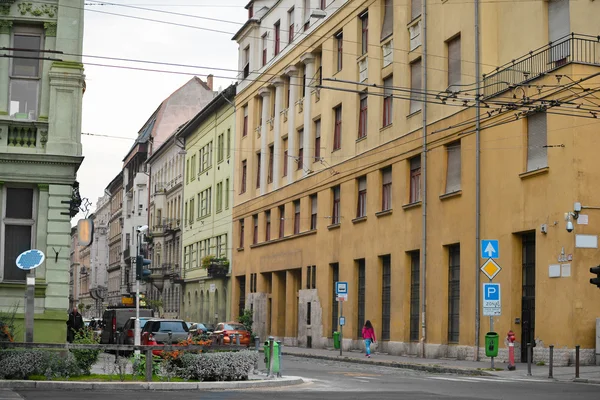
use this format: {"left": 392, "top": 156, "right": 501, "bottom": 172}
{"left": 474, "top": 0, "right": 482, "bottom": 362}
{"left": 420, "top": 0, "right": 428, "bottom": 359}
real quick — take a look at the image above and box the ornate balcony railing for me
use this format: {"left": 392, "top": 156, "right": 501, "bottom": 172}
{"left": 483, "top": 34, "right": 600, "bottom": 99}
{"left": 0, "top": 120, "right": 47, "bottom": 150}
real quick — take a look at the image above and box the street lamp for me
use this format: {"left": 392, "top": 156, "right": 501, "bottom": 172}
{"left": 134, "top": 225, "right": 149, "bottom": 355}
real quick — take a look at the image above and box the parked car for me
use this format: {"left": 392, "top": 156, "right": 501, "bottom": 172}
{"left": 188, "top": 322, "right": 213, "bottom": 338}
{"left": 100, "top": 307, "right": 155, "bottom": 346}
{"left": 87, "top": 318, "right": 103, "bottom": 339}
{"left": 141, "top": 319, "right": 189, "bottom": 355}
{"left": 211, "top": 322, "right": 251, "bottom": 346}
{"left": 116, "top": 317, "right": 153, "bottom": 355}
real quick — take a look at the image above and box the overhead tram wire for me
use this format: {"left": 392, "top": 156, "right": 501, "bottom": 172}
{"left": 85, "top": 0, "right": 553, "bottom": 75}
{"left": 28, "top": 0, "right": 489, "bottom": 80}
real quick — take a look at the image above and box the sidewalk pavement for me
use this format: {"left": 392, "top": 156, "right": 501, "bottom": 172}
{"left": 277, "top": 346, "right": 600, "bottom": 384}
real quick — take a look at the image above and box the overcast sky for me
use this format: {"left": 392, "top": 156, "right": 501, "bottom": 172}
{"left": 74, "top": 0, "right": 246, "bottom": 222}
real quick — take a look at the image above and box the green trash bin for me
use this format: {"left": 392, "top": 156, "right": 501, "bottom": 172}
{"left": 485, "top": 332, "right": 499, "bottom": 357}
{"left": 263, "top": 340, "right": 280, "bottom": 373}
{"left": 333, "top": 331, "right": 341, "bottom": 349}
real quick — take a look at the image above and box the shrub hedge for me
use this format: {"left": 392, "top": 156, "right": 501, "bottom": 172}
{"left": 0, "top": 349, "right": 81, "bottom": 379}
{"left": 175, "top": 351, "right": 258, "bottom": 381}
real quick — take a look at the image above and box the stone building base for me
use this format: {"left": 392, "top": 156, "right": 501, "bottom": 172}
{"left": 311, "top": 338, "right": 597, "bottom": 366}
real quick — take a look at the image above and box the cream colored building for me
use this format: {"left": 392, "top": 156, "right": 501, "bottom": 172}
{"left": 147, "top": 130, "right": 185, "bottom": 318}
{"left": 179, "top": 85, "right": 236, "bottom": 325}
{"left": 231, "top": 0, "right": 600, "bottom": 364}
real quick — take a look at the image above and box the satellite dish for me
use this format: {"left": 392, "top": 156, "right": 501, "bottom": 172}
{"left": 16, "top": 249, "right": 45, "bottom": 271}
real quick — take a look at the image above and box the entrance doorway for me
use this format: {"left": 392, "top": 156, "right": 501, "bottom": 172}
{"left": 520, "top": 232, "right": 536, "bottom": 362}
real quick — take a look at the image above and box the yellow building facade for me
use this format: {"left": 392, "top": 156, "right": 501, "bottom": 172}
{"left": 232, "top": 0, "right": 600, "bottom": 364}
{"left": 180, "top": 85, "right": 236, "bottom": 325}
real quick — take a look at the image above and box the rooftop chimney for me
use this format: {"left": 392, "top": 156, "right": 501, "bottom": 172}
{"left": 207, "top": 74, "right": 213, "bottom": 90}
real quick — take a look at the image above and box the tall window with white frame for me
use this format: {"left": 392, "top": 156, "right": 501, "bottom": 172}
{"left": 383, "top": 76, "right": 393, "bottom": 127}
{"left": 381, "top": 167, "right": 392, "bottom": 211}
{"left": 409, "top": 156, "right": 421, "bottom": 203}
{"left": 526, "top": 112, "right": 548, "bottom": 172}
{"left": 314, "top": 119, "right": 321, "bottom": 161}
{"left": 333, "top": 105, "right": 342, "bottom": 151}
{"left": 297, "top": 129, "right": 304, "bottom": 170}
{"left": 359, "top": 11, "right": 368, "bottom": 55}
{"left": 274, "top": 21, "right": 281, "bottom": 55}
{"left": 310, "top": 194, "right": 318, "bottom": 230}
{"left": 411, "top": 0, "right": 422, "bottom": 20}
{"left": 356, "top": 176, "right": 367, "bottom": 218}
{"left": 335, "top": 31, "right": 343, "bottom": 72}
{"left": 303, "top": 0, "right": 310, "bottom": 31}
{"left": 278, "top": 205, "right": 285, "bottom": 238}
{"left": 288, "top": 8, "right": 295, "bottom": 43}
{"left": 331, "top": 186, "right": 340, "bottom": 225}
{"left": 410, "top": 59, "right": 422, "bottom": 114}
{"left": 252, "top": 214, "right": 258, "bottom": 245}
{"left": 242, "top": 105, "right": 248, "bottom": 137}
{"left": 445, "top": 142, "right": 461, "bottom": 194}
{"left": 293, "top": 200, "right": 301, "bottom": 234}
{"left": 10, "top": 28, "right": 42, "bottom": 120}
{"left": 358, "top": 92, "right": 368, "bottom": 139}
{"left": 2, "top": 187, "right": 36, "bottom": 281}
{"left": 265, "top": 210, "right": 271, "bottom": 241}
{"left": 243, "top": 46, "right": 250, "bottom": 79}
{"left": 262, "top": 34, "right": 268, "bottom": 67}
{"left": 447, "top": 36, "right": 461, "bottom": 92}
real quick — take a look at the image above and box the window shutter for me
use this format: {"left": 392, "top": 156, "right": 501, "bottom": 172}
{"left": 358, "top": 177, "right": 366, "bottom": 191}
{"left": 380, "top": 0, "right": 393, "bottom": 40}
{"left": 411, "top": 0, "right": 422, "bottom": 20}
{"left": 445, "top": 143, "right": 461, "bottom": 193}
{"left": 527, "top": 112, "right": 548, "bottom": 171}
{"left": 410, "top": 60, "right": 422, "bottom": 113}
{"left": 447, "top": 37, "right": 461, "bottom": 91}
{"left": 315, "top": 120, "right": 321, "bottom": 138}
{"left": 548, "top": 0, "right": 570, "bottom": 61}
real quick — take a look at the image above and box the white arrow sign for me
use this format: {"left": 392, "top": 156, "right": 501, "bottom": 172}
{"left": 484, "top": 242, "right": 496, "bottom": 258}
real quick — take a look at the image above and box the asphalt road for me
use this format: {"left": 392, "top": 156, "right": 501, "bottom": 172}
{"left": 8, "top": 355, "right": 600, "bottom": 400}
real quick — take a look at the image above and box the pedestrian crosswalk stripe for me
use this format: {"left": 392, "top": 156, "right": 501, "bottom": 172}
{"left": 428, "top": 376, "right": 547, "bottom": 383}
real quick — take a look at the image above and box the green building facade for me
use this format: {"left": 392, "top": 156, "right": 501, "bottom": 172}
{"left": 178, "top": 85, "right": 236, "bottom": 325}
{"left": 0, "top": 1, "right": 85, "bottom": 342}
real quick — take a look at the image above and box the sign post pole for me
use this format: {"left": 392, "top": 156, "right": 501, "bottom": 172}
{"left": 25, "top": 270, "right": 35, "bottom": 342}
{"left": 16, "top": 250, "right": 45, "bottom": 343}
{"left": 339, "top": 300, "right": 343, "bottom": 357}
{"left": 489, "top": 278, "right": 494, "bottom": 370}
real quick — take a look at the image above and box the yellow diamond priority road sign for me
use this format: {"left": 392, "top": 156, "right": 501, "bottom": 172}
{"left": 481, "top": 258, "right": 502, "bottom": 280}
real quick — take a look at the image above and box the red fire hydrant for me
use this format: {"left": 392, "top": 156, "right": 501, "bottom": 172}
{"left": 507, "top": 330, "right": 516, "bottom": 371}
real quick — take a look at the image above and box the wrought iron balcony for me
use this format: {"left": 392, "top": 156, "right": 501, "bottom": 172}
{"left": 206, "top": 258, "right": 230, "bottom": 279}
{"left": 483, "top": 34, "right": 600, "bottom": 99}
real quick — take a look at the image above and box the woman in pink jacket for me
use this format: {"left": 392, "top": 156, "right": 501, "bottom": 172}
{"left": 362, "top": 320, "right": 376, "bottom": 358}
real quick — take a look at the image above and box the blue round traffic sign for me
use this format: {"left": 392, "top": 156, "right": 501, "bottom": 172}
{"left": 16, "top": 250, "right": 45, "bottom": 270}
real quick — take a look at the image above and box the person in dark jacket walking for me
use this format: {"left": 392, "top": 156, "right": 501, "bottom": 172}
{"left": 362, "top": 320, "right": 376, "bottom": 358}
{"left": 66, "top": 306, "right": 84, "bottom": 342}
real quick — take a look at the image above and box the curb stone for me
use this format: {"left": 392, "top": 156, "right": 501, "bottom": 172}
{"left": 285, "top": 352, "right": 492, "bottom": 376}
{"left": 0, "top": 377, "right": 305, "bottom": 391}
{"left": 573, "top": 378, "right": 600, "bottom": 385}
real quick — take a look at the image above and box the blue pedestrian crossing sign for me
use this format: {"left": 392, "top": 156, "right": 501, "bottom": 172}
{"left": 16, "top": 249, "right": 45, "bottom": 271}
{"left": 481, "top": 240, "right": 499, "bottom": 259}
